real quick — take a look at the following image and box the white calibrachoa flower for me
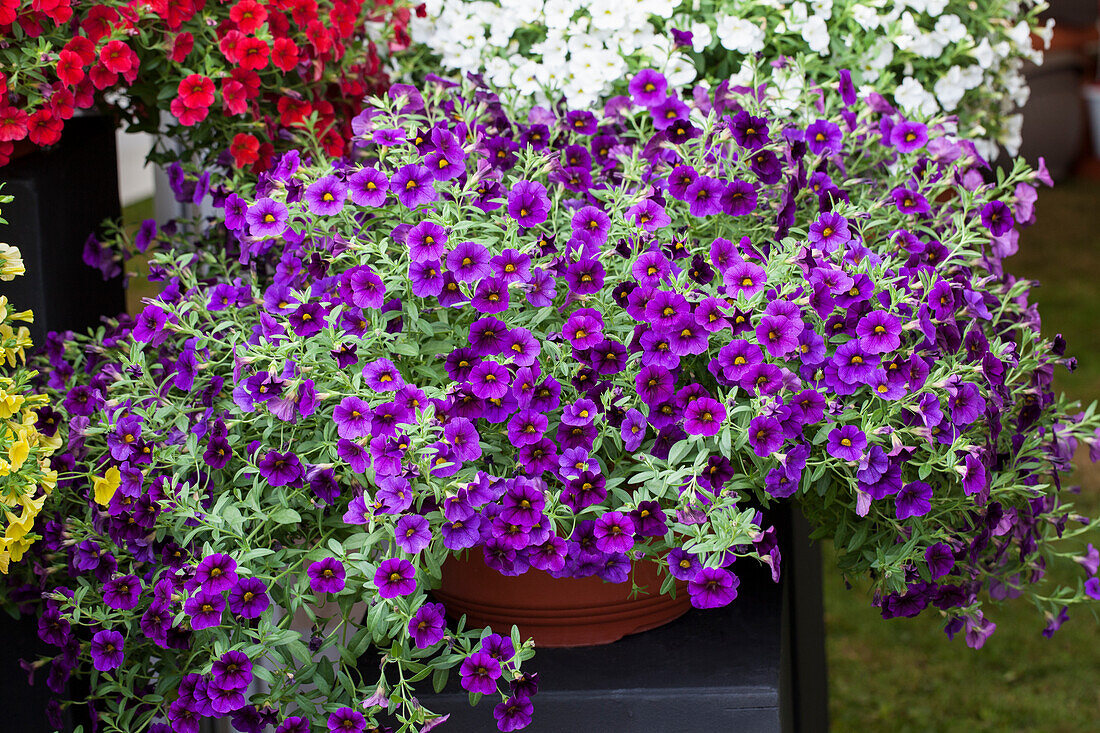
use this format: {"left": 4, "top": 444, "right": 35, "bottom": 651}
{"left": 403, "top": 0, "right": 1046, "bottom": 152}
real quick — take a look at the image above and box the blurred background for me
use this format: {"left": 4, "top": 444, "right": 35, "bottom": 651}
{"left": 108, "top": 3, "right": 1100, "bottom": 729}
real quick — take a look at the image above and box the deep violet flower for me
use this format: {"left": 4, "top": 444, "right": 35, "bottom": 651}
{"left": 327, "top": 708, "right": 366, "bottom": 733}
{"left": 508, "top": 180, "right": 551, "bottom": 227}
{"left": 593, "top": 511, "right": 635, "bottom": 554}
{"left": 407, "top": 221, "right": 448, "bottom": 262}
{"left": 981, "top": 200, "right": 1014, "bottom": 237}
{"left": 896, "top": 481, "right": 934, "bottom": 520}
{"left": 90, "top": 630, "right": 125, "bottom": 671}
{"left": 246, "top": 198, "right": 288, "bottom": 236}
{"left": 688, "top": 567, "right": 739, "bottom": 609}
{"left": 257, "top": 450, "right": 304, "bottom": 487}
{"left": 460, "top": 651, "right": 502, "bottom": 694}
{"left": 890, "top": 121, "right": 928, "bottom": 153}
{"left": 307, "top": 558, "right": 347, "bottom": 594}
{"left": 228, "top": 577, "right": 270, "bottom": 618}
{"left": 807, "top": 212, "right": 851, "bottom": 251}
{"left": 827, "top": 425, "right": 867, "bottom": 462}
{"left": 184, "top": 588, "right": 225, "bottom": 630}
{"left": 448, "top": 241, "right": 492, "bottom": 282}
{"left": 408, "top": 602, "right": 447, "bottom": 649}
{"left": 195, "top": 553, "right": 238, "bottom": 592}
{"left": 805, "top": 119, "right": 842, "bottom": 155}
{"left": 684, "top": 397, "right": 726, "bottom": 437}
{"left": 348, "top": 167, "right": 388, "bottom": 207}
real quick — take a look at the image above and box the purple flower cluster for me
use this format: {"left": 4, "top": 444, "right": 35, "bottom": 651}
{"left": 20, "top": 67, "right": 1100, "bottom": 733}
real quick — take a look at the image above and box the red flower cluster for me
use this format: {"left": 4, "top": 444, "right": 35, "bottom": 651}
{"left": 0, "top": 0, "right": 416, "bottom": 171}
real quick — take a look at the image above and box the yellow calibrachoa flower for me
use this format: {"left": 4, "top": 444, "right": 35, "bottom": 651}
{"left": 0, "top": 244, "right": 25, "bottom": 281}
{"left": 93, "top": 466, "right": 122, "bottom": 506}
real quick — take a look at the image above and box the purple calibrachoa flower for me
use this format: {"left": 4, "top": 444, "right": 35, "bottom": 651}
{"left": 304, "top": 175, "right": 347, "bottom": 216}
{"left": 246, "top": 198, "right": 288, "bottom": 236}
{"left": 212, "top": 651, "right": 253, "bottom": 691}
{"left": 981, "top": 200, "right": 1014, "bottom": 237}
{"left": 363, "top": 358, "right": 404, "bottom": 391}
{"left": 348, "top": 166, "right": 388, "bottom": 206}
{"left": 448, "top": 240, "right": 492, "bottom": 282}
{"left": 327, "top": 707, "right": 366, "bottom": 733}
{"left": 593, "top": 511, "right": 635, "bottom": 554}
{"left": 827, "top": 426, "right": 867, "bottom": 462}
{"left": 725, "top": 261, "right": 766, "bottom": 297}
{"left": 896, "top": 481, "right": 934, "bottom": 520}
{"left": 507, "top": 180, "right": 551, "bottom": 227}
{"left": 807, "top": 211, "right": 851, "bottom": 251}
{"left": 334, "top": 396, "right": 372, "bottom": 439}
{"left": 494, "top": 696, "right": 534, "bottom": 732}
{"left": 892, "top": 187, "right": 931, "bottom": 215}
{"left": 90, "top": 630, "right": 125, "bottom": 671}
{"left": 748, "top": 416, "right": 784, "bottom": 457}
{"left": 391, "top": 164, "right": 437, "bottom": 209}
{"left": 196, "top": 553, "right": 238, "bottom": 592}
{"left": 395, "top": 514, "right": 432, "bottom": 554}
{"left": 103, "top": 574, "right": 142, "bottom": 610}
{"left": 687, "top": 567, "right": 739, "bottom": 609}
{"left": 684, "top": 397, "right": 726, "bottom": 437}
{"left": 628, "top": 68, "right": 667, "bottom": 107}
{"left": 890, "top": 120, "right": 928, "bottom": 153}
{"left": 257, "top": 450, "right": 304, "bottom": 487}
{"left": 407, "top": 220, "right": 448, "bottom": 262}
{"left": 184, "top": 588, "right": 225, "bottom": 630}
{"left": 374, "top": 558, "right": 417, "bottom": 598}
{"left": 408, "top": 602, "right": 447, "bottom": 649}
{"left": 925, "top": 543, "right": 955, "bottom": 579}
{"left": 228, "top": 577, "right": 270, "bottom": 618}
{"left": 857, "top": 311, "right": 902, "bottom": 353}
{"left": 805, "top": 119, "right": 842, "bottom": 155}
{"left": 307, "top": 558, "right": 347, "bottom": 594}
{"left": 460, "top": 651, "right": 502, "bottom": 694}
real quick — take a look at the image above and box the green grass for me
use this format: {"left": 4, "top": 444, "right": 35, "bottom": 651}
{"left": 825, "top": 179, "right": 1100, "bottom": 732}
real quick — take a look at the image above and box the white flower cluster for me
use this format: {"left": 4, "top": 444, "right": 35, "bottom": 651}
{"left": 408, "top": 0, "right": 697, "bottom": 109}
{"left": 407, "top": 0, "right": 1047, "bottom": 155}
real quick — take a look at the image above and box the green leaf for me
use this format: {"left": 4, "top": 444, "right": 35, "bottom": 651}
{"left": 269, "top": 507, "right": 302, "bottom": 525}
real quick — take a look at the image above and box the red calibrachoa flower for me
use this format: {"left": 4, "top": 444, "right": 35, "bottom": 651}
{"left": 229, "top": 0, "right": 266, "bottom": 33}
{"left": 26, "top": 109, "right": 62, "bottom": 146}
{"left": 0, "top": 0, "right": 410, "bottom": 173}
{"left": 229, "top": 132, "right": 260, "bottom": 168}
{"left": 56, "top": 49, "right": 85, "bottom": 87}
{"left": 0, "top": 107, "right": 29, "bottom": 142}
{"left": 177, "top": 74, "right": 215, "bottom": 110}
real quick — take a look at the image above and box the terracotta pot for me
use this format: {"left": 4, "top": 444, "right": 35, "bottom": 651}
{"left": 434, "top": 552, "right": 691, "bottom": 648}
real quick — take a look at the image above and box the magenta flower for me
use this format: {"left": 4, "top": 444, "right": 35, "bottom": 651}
{"left": 374, "top": 558, "right": 416, "bottom": 598}
{"left": 327, "top": 707, "right": 366, "bottom": 733}
{"left": 890, "top": 120, "right": 928, "bottom": 153}
{"left": 891, "top": 187, "right": 931, "bottom": 215}
{"left": 245, "top": 198, "right": 288, "bottom": 236}
{"left": 593, "top": 511, "right": 635, "bottom": 554}
{"left": 90, "top": 629, "right": 125, "bottom": 672}
{"left": 688, "top": 567, "right": 739, "bottom": 609}
{"left": 308, "top": 557, "right": 347, "bottom": 594}
{"left": 625, "top": 199, "right": 671, "bottom": 231}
